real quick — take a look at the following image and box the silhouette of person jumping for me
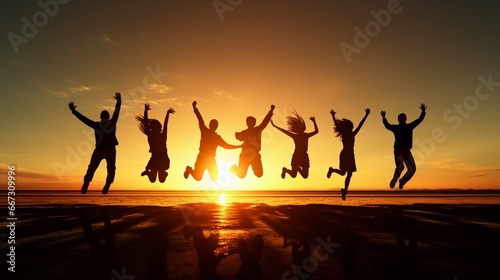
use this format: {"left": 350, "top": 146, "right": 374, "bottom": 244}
{"left": 184, "top": 101, "right": 241, "bottom": 181}
{"left": 69, "top": 92, "right": 121, "bottom": 194}
{"left": 381, "top": 103, "right": 427, "bottom": 189}
{"left": 236, "top": 235, "right": 264, "bottom": 280}
{"left": 136, "top": 104, "right": 175, "bottom": 183}
{"left": 270, "top": 111, "right": 319, "bottom": 179}
{"left": 230, "top": 105, "right": 275, "bottom": 178}
{"left": 327, "top": 108, "right": 370, "bottom": 201}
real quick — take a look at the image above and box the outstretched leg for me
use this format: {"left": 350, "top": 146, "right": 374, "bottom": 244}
{"left": 82, "top": 149, "right": 104, "bottom": 193}
{"left": 101, "top": 148, "right": 116, "bottom": 195}
{"left": 399, "top": 152, "right": 416, "bottom": 189}
{"left": 341, "top": 171, "right": 352, "bottom": 201}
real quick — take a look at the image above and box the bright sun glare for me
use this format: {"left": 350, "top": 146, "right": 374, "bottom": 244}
{"left": 219, "top": 193, "right": 226, "bottom": 205}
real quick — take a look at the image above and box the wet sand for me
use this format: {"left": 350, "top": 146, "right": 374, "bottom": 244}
{"left": 1, "top": 203, "right": 500, "bottom": 279}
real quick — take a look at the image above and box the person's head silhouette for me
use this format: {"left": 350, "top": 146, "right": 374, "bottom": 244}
{"left": 100, "top": 110, "right": 110, "bottom": 120}
{"left": 398, "top": 113, "right": 407, "bottom": 124}
{"left": 246, "top": 116, "right": 256, "bottom": 128}
{"left": 287, "top": 111, "right": 306, "bottom": 133}
{"left": 209, "top": 119, "right": 218, "bottom": 131}
{"left": 150, "top": 119, "right": 162, "bottom": 133}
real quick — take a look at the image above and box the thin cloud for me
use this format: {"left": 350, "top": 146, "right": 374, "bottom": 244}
{"left": 148, "top": 83, "right": 173, "bottom": 94}
{"left": 47, "top": 85, "right": 107, "bottom": 98}
{"left": 213, "top": 88, "right": 235, "bottom": 100}
{"left": 101, "top": 33, "right": 119, "bottom": 46}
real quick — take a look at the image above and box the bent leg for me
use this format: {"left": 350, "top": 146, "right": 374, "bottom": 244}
{"left": 287, "top": 167, "right": 298, "bottom": 178}
{"left": 148, "top": 169, "right": 158, "bottom": 183}
{"left": 158, "top": 170, "right": 168, "bottom": 183}
{"left": 234, "top": 152, "right": 250, "bottom": 178}
{"left": 251, "top": 155, "right": 263, "bottom": 178}
{"left": 298, "top": 166, "right": 309, "bottom": 179}
{"left": 207, "top": 158, "right": 219, "bottom": 181}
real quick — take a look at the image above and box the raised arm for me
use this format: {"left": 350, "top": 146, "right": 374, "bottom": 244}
{"left": 68, "top": 101, "right": 95, "bottom": 127}
{"left": 409, "top": 103, "right": 427, "bottom": 128}
{"left": 258, "top": 104, "right": 275, "bottom": 129}
{"left": 381, "top": 110, "right": 392, "bottom": 129}
{"left": 162, "top": 107, "right": 175, "bottom": 135}
{"left": 271, "top": 119, "right": 294, "bottom": 138}
{"left": 192, "top": 101, "right": 206, "bottom": 129}
{"left": 143, "top": 103, "right": 151, "bottom": 134}
{"left": 308, "top": 116, "right": 319, "bottom": 137}
{"left": 353, "top": 108, "right": 370, "bottom": 135}
{"left": 330, "top": 110, "right": 340, "bottom": 127}
{"left": 110, "top": 92, "right": 122, "bottom": 123}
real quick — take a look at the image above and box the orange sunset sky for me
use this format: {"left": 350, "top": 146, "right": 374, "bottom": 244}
{"left": 1, "top": 0, "right": 499, "bottom": 191}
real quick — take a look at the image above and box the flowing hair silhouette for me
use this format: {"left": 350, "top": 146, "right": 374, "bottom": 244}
{"left": 271, "top": 109, "right": 318, "bottom": 179}
{"left": 136, "top": 104, "right": 174, "bottom": 183}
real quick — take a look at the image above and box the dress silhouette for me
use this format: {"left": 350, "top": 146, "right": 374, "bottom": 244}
{"left": 68, "top": 92, "right": 121, "bottom": 194}
{"left": 270, "top": 111, "right": 319, "bottom": 179}
{"left": 230, "top": 105, "right": 275, "bottom": 178}
{"left": 381, "top": 103, "right": 427, "bottom": 189}
{"left": 136, "top": 104, "right": 175, "bottom": 183}
{"left": 184, "top": 101, "right": 241, "bottom": 181}
{"left": 327, "top": 108, "right": 370, "bottom": 200}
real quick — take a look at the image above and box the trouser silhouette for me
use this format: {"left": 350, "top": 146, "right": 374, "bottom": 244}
{"left": 393, "top": 149, "right": 416, "bottom": 182}
{"left": 84, "top": 147, "right": 116, "bottom": 184}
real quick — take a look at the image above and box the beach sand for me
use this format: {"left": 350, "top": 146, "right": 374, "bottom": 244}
{"left": 2, "top": 203, "right": 500, "bottom": 280}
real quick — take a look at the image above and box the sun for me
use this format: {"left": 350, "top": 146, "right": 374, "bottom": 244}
{"left": 219, "top": 193, "right": 227, "bottom": 205}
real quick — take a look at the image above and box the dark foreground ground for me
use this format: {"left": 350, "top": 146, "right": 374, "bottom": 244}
{"left": 1, "top": 203, "right": 499, "bottom": 279}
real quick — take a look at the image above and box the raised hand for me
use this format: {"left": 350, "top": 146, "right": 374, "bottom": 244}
{"left": 192, "top": 101, "right": 197, "bottom": 108}
{"left": 420, "top": 103, "right": 427, "bottom": 112}
{"left": 114, "top": 92, "right": 121, "bottom": 101}
{"left": 310, "top": 116, "right": 316, "bottom": 122}
{"left": 167, "top": 107, "right": 176, "bottom": 114}
{"left": 68, "top": 101, "right": 77, "bottom": 111}
{"left": 380, "top": 110, "right": 386, "bottom": 118}
{"left": 145, "top": 103, "right": 151, "bottom": 111}
{"left": 270, "top": 104, "right": 275, "bottom": 111}
{"left": 365, "top": 108, "right": 371, "bottom": 115}
{"left": 330, "top": 109, "right": 336, "bottom": 116}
